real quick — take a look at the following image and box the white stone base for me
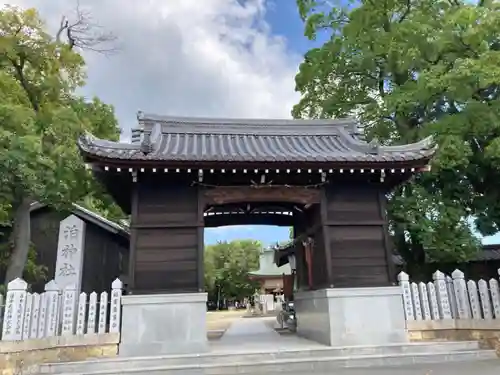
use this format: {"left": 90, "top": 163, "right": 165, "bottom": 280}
{"left": 119, "top": 292, "right": 208, "bottom": 357}
{"left": 294, "top": 287, "right": 408, "bottom": 347}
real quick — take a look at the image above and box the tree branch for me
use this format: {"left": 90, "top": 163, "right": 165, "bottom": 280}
{"left": 398, "top": 0, "right": 411, "bottom": 23}
{"left": 55, "top": 0, "right": 118, "bottom": 55}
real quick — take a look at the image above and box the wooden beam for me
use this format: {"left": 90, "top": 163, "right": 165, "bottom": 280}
{"left": 203, "top": 186, "right": 320, "bottom": 205}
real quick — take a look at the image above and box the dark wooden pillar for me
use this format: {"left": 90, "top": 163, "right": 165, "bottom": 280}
{"left": 128, "top": 181, "right": 204, "bottom": 294}
{"left": 321, "top": 183, "right": 394, "bottom": 287}
{"left": 295, "top": 205, "right": 330, "bottom": 290}
{"left": 307, "top": 205, "right": 330, "bottom": 289}
{"left": 292, "top": 222, "right": 308, "bottom": 291}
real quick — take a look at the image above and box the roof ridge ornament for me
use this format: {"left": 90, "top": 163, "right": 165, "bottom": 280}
{"left": 140, "top": 130, "right": 152, "bottom": 154}
{"left": 138, "top": 110, "right": 153, "bottom": 154}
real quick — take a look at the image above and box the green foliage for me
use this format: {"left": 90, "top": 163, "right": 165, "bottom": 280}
{"left": 0, "top": 240, "right": 47, "bottom": 287}
{"left": 293, "top": 0, "right": 500, "bottom": 268}
{"left": 204, "top": 240, "right": 262, "bottom": 302}
{"left": 0, "top": 6, "right": 123, "bottom": 278}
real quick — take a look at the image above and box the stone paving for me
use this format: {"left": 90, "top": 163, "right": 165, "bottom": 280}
{"left": 212, "top": 316, "right": 323, "bottom": 351}
{"left": 277, "top": 359, "right": 500, "bottom": 375}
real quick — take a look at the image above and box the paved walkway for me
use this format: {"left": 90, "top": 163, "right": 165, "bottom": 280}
{"left": 212, "top": 316, "right": 323, "bottom": 351}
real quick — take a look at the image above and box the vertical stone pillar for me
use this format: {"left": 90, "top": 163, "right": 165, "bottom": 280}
{"left": 54, "top": 215, "right": 85, "bottom": 293}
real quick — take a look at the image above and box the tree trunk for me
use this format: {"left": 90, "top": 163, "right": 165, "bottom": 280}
{"left": 4, "top": 197, "right": 32, "bottom": 284}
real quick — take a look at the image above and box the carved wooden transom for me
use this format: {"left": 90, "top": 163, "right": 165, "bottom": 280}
{"left": 203, "top": 186, "right": 320, "bottom": 205}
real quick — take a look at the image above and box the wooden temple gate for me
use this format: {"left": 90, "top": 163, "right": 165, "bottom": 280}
{"left": 77, "top": 113, "right": 435, "bottom": 355}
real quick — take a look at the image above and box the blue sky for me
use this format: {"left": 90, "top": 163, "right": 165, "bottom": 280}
{"left": 204, "top": 0, "right": 500, "bottom": 247}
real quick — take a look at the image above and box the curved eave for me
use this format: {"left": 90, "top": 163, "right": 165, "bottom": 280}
{"left": 273, "top": 241, "right": 298, "bottom": 267}
{"left": 77, "top": 133, "right": 437, "bottom": 167}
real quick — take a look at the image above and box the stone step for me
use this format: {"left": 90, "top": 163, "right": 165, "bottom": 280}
{"left": 39, "top": 349, "right": 497, "bottom": 375}
{"left": 258, "top": 359, "right": 500, "bottom": 375}
{"left": 38, "top": 341, "right": 487, "bottom": 374}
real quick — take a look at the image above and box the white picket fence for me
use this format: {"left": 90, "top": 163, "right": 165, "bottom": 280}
{"left": 398, "top": 268, "right": 500, "bottom": 321}
{"left": 0, "top": 278, "right": 123, "bottom": 341}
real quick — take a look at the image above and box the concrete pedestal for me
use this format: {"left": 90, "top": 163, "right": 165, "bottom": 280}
{"left": 119, "top": 292, "right": 208, "bottom": 357}
{"left": 294, "top": 287, "right": 408, "bottom": 347}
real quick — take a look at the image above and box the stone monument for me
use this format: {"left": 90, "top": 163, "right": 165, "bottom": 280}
{"left": 54, "top": 215, "right": 85, "bottom": 293}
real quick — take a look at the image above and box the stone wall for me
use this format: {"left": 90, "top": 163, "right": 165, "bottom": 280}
{"left": 0, "top": 333, "right": 119, "bottom": 375}
{"left": 408, "top": 320, "right": 500, "bottom": 357}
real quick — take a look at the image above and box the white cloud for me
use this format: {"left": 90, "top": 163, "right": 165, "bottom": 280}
{"left": 7, "top": 0, "right": 301, "bottom": 135}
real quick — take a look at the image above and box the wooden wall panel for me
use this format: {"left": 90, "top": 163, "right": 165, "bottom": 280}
{"left": 329, "top": 266, "right": 390, "bottom": 287}
{"left": 323, "top": 184, "right": 393, "bottom": 287}
{"left": 130, "top": 183, "right": 203, "bottom": 294}
{"left": 136, "top": 185, "right": 200, "bottom": 227}
{"left": 325, "top": 187, "right": 382, "bottom": 223}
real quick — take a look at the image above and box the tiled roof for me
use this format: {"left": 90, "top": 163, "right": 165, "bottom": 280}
{"left": 77, "top": 113, "right": 436, "bottom": 165}
{"left": 249, "top": 248, "right": 291, "bottom": 277}
{"left": 30, "top": 202, "right": 129, "bottom": 237}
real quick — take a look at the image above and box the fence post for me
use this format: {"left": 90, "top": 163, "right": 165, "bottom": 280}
{"left": 45, "top": 280, "right": 61, "bottom": 337}
{"left": 466, "top": 280, "right": 481, "bottom": 319}
{"left": 61, "top": 284, "right": 77, "bottom": 335}
{"left": 30, "top": 293, "right": 41, "bottom": 339}
{"left": 418, "top": 282, "right": 431, "bottom": 320}
{"left": 397, "top": 271, "right": 414, "bottom": 320}
{"left": 478, "top": 280, "right": 493, "bottom": 320}
{"left": 1, "top": 278, "right": 28, "bottom": 341}
{"left": 76, "top": 292, "right": 87, "bottom": 335}
{"left": 490, "top": 278, "right": 500, "bottom": 319}
{"left": 433, "top": 270, "right": 452, "bottom": 319}
{"left": 22, "top": 293, "right": 34, "bottom": 339}
{"left": 445, "top": 275, "right": 458, "bottom": 318}
{"left": 411, "top": 282, "right": 423, "bottom": 320}
{"left": 87, "top": 292, "right": 98, "bottom": 334}
{"left": 452, "top": 269, "right": 470, "bottom": 319}
{"left": 110, "top": 278, "right": 123, "bottom": 333}
{"left": 427, "top": 282, "right": 440, "bottom": 320}
{"left": 98, "top": 291, "right": 108, "bottom": 334}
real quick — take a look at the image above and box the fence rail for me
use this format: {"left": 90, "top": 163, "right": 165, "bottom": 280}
{"left": 0, "top": 278, "right": 123, "bottom": 341}
{"left": 398, "top": 268, "right": 500, "bottom": 321}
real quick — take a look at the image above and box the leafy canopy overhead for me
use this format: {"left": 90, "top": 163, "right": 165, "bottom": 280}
{"left": 0, "top": 6, "right": 123, "bottom": 282}
{"left": 0, "top": 6, "right": 120, "bottom": 212}
{"left": 294, "top": 0, "right": 500, "bottom": 268}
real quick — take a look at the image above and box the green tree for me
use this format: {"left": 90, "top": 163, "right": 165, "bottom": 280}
{"left": 293, "top": 0, "right": 500, "bottom": 273}
{"left": 204, "top": 240, "right": 262, "bottom": 303}
{"left": 0, "top": 6, "right": 122, "bottom": 283}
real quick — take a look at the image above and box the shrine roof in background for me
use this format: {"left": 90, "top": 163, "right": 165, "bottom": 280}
{"left": 77, "top": 112, "right": 436, "bottom": 167}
